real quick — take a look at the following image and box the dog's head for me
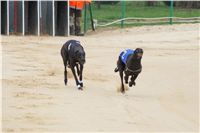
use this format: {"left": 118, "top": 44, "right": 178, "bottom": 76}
{"left": 75, "top": 50, "right": 86, "bottom": 65}
{"left": 134, "top": 48, "right": 143, "bottom": 59}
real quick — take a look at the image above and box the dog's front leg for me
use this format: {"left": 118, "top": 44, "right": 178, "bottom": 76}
{"left": 76, "top": 64, "right": 80, "bottom": 76}
{"left": 124, "top": 71, "right": 131, "bottom": 84}
{"left": 124, "top": 74, "right": 129, "bottom": 84}
{"left": 70, "top": 63, "right": 82, "bottom": 90}
{"left": 129, "top": 74, "right": 139, "bottom": 87}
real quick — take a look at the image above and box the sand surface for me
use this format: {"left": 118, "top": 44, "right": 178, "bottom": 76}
{"left": 1, "top": 24, "right": 199, "bottom": 132}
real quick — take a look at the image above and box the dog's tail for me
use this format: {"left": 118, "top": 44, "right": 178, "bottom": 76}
{"left": 114, "top": 67, "right": 119, "bottom": 72}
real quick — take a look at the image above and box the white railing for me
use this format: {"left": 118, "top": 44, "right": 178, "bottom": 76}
{"left": 96, "top": 17, "right": 200, "bottom": 27}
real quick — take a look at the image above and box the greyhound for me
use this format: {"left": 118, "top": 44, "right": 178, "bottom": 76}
{"left": 61, "top": 40, "right": 86, "bottom": 90}
{"left": 114, "top": 48, "right": 143, "bottom": 93}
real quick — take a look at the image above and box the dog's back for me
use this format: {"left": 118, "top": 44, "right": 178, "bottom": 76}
{"left": 61, "top": 39, "right": 85, "bottom": 66}
{"left": 61, "top": 39, "right": 80, "bottom": 52}
{"left": 61, "top": 40, "right": 83, "bottom": 57}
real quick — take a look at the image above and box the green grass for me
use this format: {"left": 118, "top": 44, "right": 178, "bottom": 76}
{"left": 92, "top": 2, "right": 199, "bottom": 19}
{"left": 83, "top": 1, "right": 200, "bottom": 31}
{"left": 173, "top": 8, "right": 200, "bottom": 17}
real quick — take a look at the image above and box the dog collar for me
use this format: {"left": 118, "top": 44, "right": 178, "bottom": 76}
{"left": 125, "top": 66, "right": 142, "bottom": 73}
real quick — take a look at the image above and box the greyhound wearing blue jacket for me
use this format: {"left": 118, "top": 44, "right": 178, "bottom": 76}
{"left": 115, "top": 48, "right": 143, "bottom": 93}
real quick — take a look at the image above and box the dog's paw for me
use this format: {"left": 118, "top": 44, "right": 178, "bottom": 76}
{"left": 121, "top": 89, "right": 125, "bottom": 94}
{"left": 79, "top": 81, "right": 83, "bottom": 87}
{"left": 80, "top": 83, "right": 83, "bottom": 87}
{"left": 129, "top": 81, "right": 136, "bottom": 87}
{"left": 77, "top": 85, "right": 83, "bottom": 90}
{"left": 64, "top": 79, "right": 68, "bottom": 85}
{"left": 129, "top": 82, "right": 132, "bottom": 87}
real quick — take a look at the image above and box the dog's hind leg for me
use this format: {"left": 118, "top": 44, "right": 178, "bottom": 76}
{"left": 64, "top": 65, "right": 68, "bottom": 85}
{"left": 116, "top": 57, "right": 125, "bottom": 93}
{"left": 61, "top": 50, "right": 68, "bottom": 85}
{"left": 79, "top": 64, "right": 83, "bottom": 87}
{"left": 62, "top": 57, "right": 68, "bottom": 85}
{"left": 119, "top": 70, "right": 125, "bottom": 93}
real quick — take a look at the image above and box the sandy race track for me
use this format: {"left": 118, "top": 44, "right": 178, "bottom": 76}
{"left": 1, "top": 24, "right": 199, "bottom": 132}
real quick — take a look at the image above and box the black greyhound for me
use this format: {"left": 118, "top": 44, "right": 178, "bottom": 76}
{"left": 114, "top": 48, "right": 143, "bottom": 93}
{"left": 61, "top": 40, "right": 86, "bottom": 90}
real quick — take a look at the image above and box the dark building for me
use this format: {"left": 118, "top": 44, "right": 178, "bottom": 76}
{"left": 1, "top": 0, "right": 69, "bottom": 36}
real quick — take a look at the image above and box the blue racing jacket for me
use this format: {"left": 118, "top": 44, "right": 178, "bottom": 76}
{"left": 120, "top": 49, "right": 134, "bottom": 64}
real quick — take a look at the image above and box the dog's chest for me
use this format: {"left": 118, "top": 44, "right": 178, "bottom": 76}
{"left": 127, "top": 59, "right": 141, "bottom": 70}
